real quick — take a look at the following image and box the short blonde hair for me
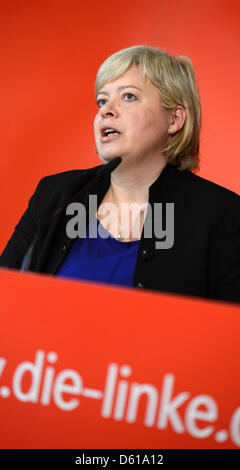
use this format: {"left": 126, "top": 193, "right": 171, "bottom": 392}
{"left": 95, "top": 45, "right": 201, "bottom": 171}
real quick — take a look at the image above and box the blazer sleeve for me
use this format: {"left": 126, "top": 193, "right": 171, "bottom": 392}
{"left": 0, "top": 177, "right": 47, "bottom": 270}
{"left": 214, "top": 199, "right": 240, "bottom": 304}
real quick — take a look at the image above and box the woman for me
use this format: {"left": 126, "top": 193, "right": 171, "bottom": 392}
{"left": 1, "top": 45, "right": 240, "bottom": 303}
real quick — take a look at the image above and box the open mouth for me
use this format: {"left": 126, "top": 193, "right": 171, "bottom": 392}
{"left": 101, "top": 127, "right": 120, "bottom": 137}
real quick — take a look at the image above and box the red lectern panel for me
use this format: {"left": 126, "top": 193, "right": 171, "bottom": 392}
{"left": 0, "top": 268, "right": 240, "bottom": 449}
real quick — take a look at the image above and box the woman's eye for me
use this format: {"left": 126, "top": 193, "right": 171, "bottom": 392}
{"left": 97, "top": 98, "right": 106, "bottom": 108}
{"left": 123, "top": 92, "right": 136, "bottom": 101}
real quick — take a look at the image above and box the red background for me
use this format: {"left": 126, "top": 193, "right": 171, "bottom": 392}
{"left": 1, "top": 0, "right": 240, "bottom": 251}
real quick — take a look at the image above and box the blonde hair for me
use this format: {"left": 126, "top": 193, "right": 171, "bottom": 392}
{"left": 95, "top": 45, "right": 201, "bottom": 171}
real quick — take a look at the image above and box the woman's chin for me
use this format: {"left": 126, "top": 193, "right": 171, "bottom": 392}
{"left": 98, "top": 153, "right": 122, "bottom": 164}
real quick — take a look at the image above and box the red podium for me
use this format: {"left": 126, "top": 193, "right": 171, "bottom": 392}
{"left": 0, "top": 268, "right": 240, "bottom": 449}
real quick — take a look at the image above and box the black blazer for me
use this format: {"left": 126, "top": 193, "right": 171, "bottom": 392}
{"left": 1, "top": 159, "right": 240, "bottom": 303}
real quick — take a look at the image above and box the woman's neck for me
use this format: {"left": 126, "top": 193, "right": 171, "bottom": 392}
{"left": 108, "top": 156, "right": 167, "bottom": 204}
{"left": 96, "top": 156, "right": 167, "bottom": 241}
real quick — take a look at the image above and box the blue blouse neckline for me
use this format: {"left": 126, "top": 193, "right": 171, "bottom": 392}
{"left": 96, "top": 216, "right": 141, "bottom": 247}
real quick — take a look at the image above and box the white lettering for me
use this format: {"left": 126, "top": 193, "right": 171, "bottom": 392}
{"left": 88, "top": 195, "right": 98, "bottom": 238}
{"left": 114, "top": 365, "right": 132, "bottom": 421}
{"left": 114, "top": 381, "right": 129, "bottom": 421}
{"left": 154, "top": 203, "right": 174, "bottom": 249}
{"left": 76, "top": 454, "right": 109, "bottom": 467}
{"left": 53, "top": 369, "right": 82, "bottom": 411}
{"left": 120, "top": 455, "right": 128, "bottom": 464}
{"left": 185, "top": 395, "right": 218, "bottom": 438}
{"left": 0, "top": 357, "right": 7, "bottom": 378}
{"left": 66, "top": 202, "right": 86, "bottom": 238}
{"left": 97, "top": 203, "right": 118, "bottom": 239}
{"left": 12, "top": 350, "right": 45, "bottom": 402}
{"left": 230, "top": 407, "right": 240, "bottom": 446}
{"left": 157, "top": 374, "right": 190, "bottom": 433}
{"left": 101, "top": 363, "right": 118, "bottom": 418}
{"left": 126, "top": 382, "right": 158, "bottom": 426}
{"left": 40, "top": 366, "right": 55, "bottom": 405}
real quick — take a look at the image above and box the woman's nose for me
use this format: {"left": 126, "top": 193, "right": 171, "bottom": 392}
{"left": 100, "top": 99, "right": 119, "bottom": 117}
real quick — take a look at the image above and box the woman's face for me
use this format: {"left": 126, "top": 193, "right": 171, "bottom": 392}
{"left": 94, "top": 66, "right": 172, "bottom": 166}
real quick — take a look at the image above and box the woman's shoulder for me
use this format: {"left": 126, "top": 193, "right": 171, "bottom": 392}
{"left": 32, "top": 164, "right": 104, "bottom": 205}
{"left": 177, "top": 167, "right": 240, "bottom": 209}
{"left": 38, "top": 164, "right": 102, "bottom": 192}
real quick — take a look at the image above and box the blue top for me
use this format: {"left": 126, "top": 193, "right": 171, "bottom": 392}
{"left": 56, "top": 216, "right": 140, "bottom": 287}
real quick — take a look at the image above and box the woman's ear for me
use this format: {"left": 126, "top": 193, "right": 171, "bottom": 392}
{"left": 168, "top": 105, "right": 186, "bottom": 134}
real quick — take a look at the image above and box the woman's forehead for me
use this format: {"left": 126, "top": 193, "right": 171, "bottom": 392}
{"left": 97, "top": 67, "right": 150, "bottom": 95}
